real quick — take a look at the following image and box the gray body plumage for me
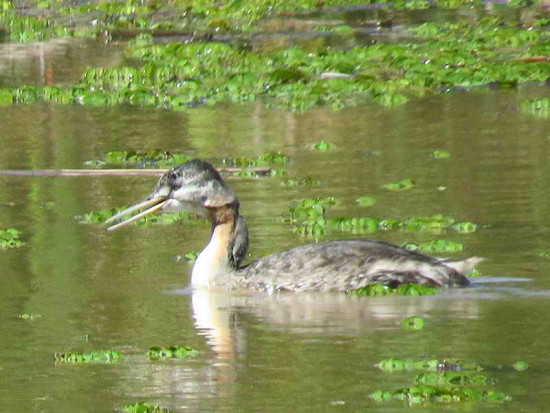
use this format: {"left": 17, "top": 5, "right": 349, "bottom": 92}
{"left": 230, "top": 238, "right": 472, "bottom": 292}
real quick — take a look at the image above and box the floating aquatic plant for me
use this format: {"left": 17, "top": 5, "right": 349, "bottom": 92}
{"left": 76, "top": 208, "right": 197, "bottom": 226}
{"left": 432, "top": 150, "right": 451, "bottom": 159}
{"left": 414, "top": 372, "right": 490, "bottom": 385}
{"left": 175, "top": 252, "right": 198, "bottom": 263}
{"left": 147, "top": 346, "right": 199, "bottom": 359}
{"left": 220, "top": 152, "right": 290, "bottom": 167}
{"left": 355, "top": 196, "right": 376, "bottom": 207}
{"left": 371, "top": 386, "right": 511, "bottom": 403}
{"left": 306, "top": 141, "right": 335, "bottom": 152}
{"left": 348, "top": 284, "right": 438, "bottom": 297}
{"left": 520, "top": 98, "right": 550, "bottom": 119}
{"left": 287, "top": 199, "right": 478, "bottom": 237}
{"left": 383, "top": 178, "right": 416, "bottom": 191}
{"left": 451, "top": 222, "right": 478, "bottom": 233}
{"left": 402, "top": 240, "right": 463, "bottom": 253}
{"left": 0, "top": 228, "right": 23, "bottom": 248}
{"left": 84, "top": 150, "right": 193, "bottom": 168}
{"left": 0, "top": 16, "right": 547, "bottom": 111}
{"left": 281, "top": 177, "right": 321, "bottom": 187}
{"left": 377, "top": 358, "right": 483, "bottom": 373}
{"left": 121, "top": 402, "right": 169, "bottom": 413}
{"left": 373, "top": 355, "right": 512, "bottom": 405}
{"left": 18, "top": 313, "right": 41, "bottom": 320}
{"left": 512, "top": 361, "right": 529, "bottom": 371}
{"left": 401, "top": 316, "right": 425, "bottom": 331}
{"left": 54, "top": 350, "right": 122, "bottom": 364}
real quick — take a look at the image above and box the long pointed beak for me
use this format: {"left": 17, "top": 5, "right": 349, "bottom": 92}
{"left": 106, "top": 197, "right": 169, "bottom": 231}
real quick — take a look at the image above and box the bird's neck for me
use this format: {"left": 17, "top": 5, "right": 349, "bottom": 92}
{"left": 191, "top": 203, "right": 247, "bottom": 289}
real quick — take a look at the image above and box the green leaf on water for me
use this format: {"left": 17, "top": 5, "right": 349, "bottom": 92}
{"left": 377, "top": 357, "right": 483, "bottom": 373}
{"left": 281, "top": 177, "right": 321, "bottom": 187}
{"left": 54, "top": 350, "right": 122, "bottom": 364}
{"left": 403, "top": 240, "right": 463, "bottom": 253}
{"left": 0, "top": 228, "right": 23, "bottom": 248}
{"left": 0, "top": 89, "right": 13, "bottom": 105}
{"left": 147, "top": 346, "right": 199, "bottom": 359}
{"left": 306, "top": 140, "right": 334, "bottom": 152}
{"left": 76, "top": 208, "right": 196, "bottom": 226}
{"left": 371, "top": 385, "right": 511, "bottom": 403}
{"left": 415, "top": 372, "right": 489, "bottom": 386}
{"left": 513, "top": 360, "right": 528, "bottom": 371}
{"left": 452, "top": 222, "right": 478, "bottom": 233}
{"left": 348, "top": 284, "right": 437, "bottom": 297}
{"left": 355, "top": 196, "right": 376, "bottom": 207}
{"left": 383, "top": 178, "right": 415, "bottom": 191}
{"left": 432, "top": 150, "right": 451, "bottom": 159}
{"left": 401, "top": 316, "right": 425, "bottom": 331}
{"left": 175, "top": 252, "right": 198, "bottom": 263}
{"left": 121, "top": 402, "right": 170, "bottom": 413}
{"left": 520, "top": 98, "right": 550, "bottom": 119}
{"left": 18, "top": 313, "right": 41, "bottom": 320}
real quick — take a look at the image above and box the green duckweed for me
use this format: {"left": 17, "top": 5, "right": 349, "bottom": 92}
{"left": 0, "top": 228, "right": 23, "bottom": 248}
{"left": 287, "top": 198, "right": 478, "bottom": 236}
{"left": 121, "top": 402, "right": 170, "bottom": 413}
{"left": 18, "top": 313, "right": 42, "bottom": 320}
{"left": 306, "top": 141, "right": 335, "bottom": 152}
{"left": 281, "top": 177, "right": 321, "bottom": 187}
{"left": 512, "top": 360, "right": 529, "bottom": 371}
{"left": 520, "top": 98, "right": 550, "bottom": 119}
{"left": 414, "top": 372, "right": 490, "bottom": 385}
{"left": 401, "top": 316, "right": 425, "bottom": 331}
{"left": 0, "top": 17, "right": 546, "bottom": 111}
{"left": 147, "top": 346, "right": 199, "bottom": 359}
{"left": 383, "top": 178, "right": 416, "bottom": 191}
{"left": 377, "top": 357, "right": 483, "bottom": 373}
{"left": 175, "top": 251, "right": 199, "bottom": 263}
{"left": 348, "top": 284, "right": 438, "bottom": 297}
{"left": 76, "top": 208, "right": 197, "bottom": 226}
{"left": 355, "top": 196, "right": 377, "bottom": 207}
{"left": 402, "top": 240, "right": 463, "bottom": 253}
{"left": 371, "top": 386, "right": 511, "bottom": 403}
{"left": 432, "top": 150, "right": 451, "bottom": 159}
{"left": 54, "top": 350, "right": 122, "bottom": 363}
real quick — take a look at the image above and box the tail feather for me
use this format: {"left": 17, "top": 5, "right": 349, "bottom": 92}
{"left": 439, "top": 257, "right": 484, "bottom": 275}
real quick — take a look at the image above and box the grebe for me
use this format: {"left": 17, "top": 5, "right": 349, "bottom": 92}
{"left": 106, "top": 159, "right": 481, "bottom": 292}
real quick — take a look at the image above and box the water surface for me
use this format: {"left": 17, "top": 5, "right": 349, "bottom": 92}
{"left": 0, "top": 38, "right": 549, "bottom": 412}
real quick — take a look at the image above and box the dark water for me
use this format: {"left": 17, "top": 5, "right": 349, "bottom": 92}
{"left": 0, "top": 38, "right": 549, "bottom": 412}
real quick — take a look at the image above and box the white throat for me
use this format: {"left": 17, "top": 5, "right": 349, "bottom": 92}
{"left": 191, "top": 221, "right": 233, "bottom": 289}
